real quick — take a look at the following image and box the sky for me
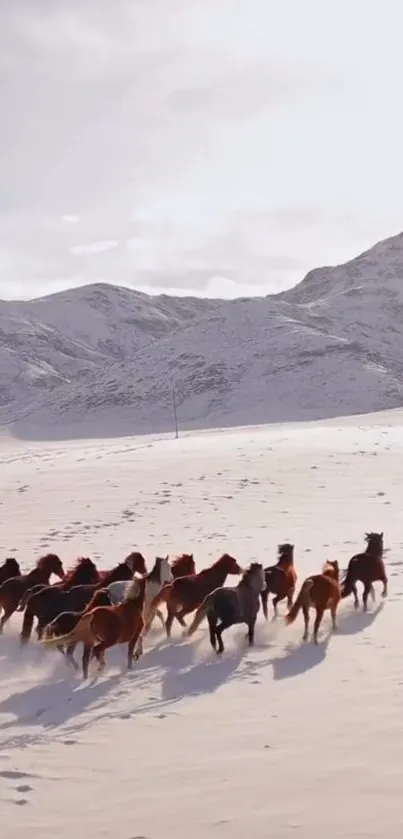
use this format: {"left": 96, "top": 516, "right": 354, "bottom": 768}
{"left": 2, "top": 0, "right": 403, "bottom": 301}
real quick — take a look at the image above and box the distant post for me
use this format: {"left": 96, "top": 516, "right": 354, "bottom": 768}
{"left": 172, "top": 385, "right": 179, "bottom": 439}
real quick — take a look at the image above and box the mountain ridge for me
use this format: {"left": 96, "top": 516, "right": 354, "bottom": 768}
{"left": 3, "top": 231, "right": 403, "bottom": 440}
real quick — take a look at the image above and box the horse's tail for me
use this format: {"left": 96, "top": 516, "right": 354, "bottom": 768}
{"left": 40, "top": 612, "right": 94, "bottom": 649}
{"left": 20, "top": 604, "right": 35, "bottom": 645}
{"left": 285, "top": 579, "right": 313, "bottom": 625}
{"left": 340, "top": 560, "right": 356, "bottom": 599}
{"left": 183, "top": 597, "right": 210, "bottom": 638}
{"left": 145, "top": 582, "right": 172, "bottom": 625}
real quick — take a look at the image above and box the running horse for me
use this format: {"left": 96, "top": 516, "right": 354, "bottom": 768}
{"left": 0, "top": 557, "right": 21, "bottom": 586}
{"left": 19, "top": 556, "right": 100, "bottom": 644}
{"left": 0, "top": 553, "right": 65, "bottom": 633}
{"left": 185, "top": 562, "right": 266, "bottom": 654}
{"left": 261, "top": 543, "right": 297, "bottom": 619}
{"left": 285, "top": 560, "right": 341, "bottom": 644}
{"left": 145, "top": 553, "right": 242, "bottom": 637}
{"left": 341, "top": 532, "right": 386, "bottom": 611}
{"left": 41, "top": 575, "right": 147, "bottom": 679}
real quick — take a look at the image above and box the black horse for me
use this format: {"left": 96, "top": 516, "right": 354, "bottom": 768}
{"left": 184, "top": 562, "right": 266, "bottom": 654}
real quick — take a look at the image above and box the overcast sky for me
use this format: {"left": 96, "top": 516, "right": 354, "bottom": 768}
{"left": 2, "top": 0, "right": 403, "bottom": 300}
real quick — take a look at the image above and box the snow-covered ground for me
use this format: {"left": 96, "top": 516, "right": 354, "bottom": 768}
{"left": 1, "top": 410, "right": 402, "bottom": 838}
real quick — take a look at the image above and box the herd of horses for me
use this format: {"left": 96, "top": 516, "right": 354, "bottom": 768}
{"left": 0, "top": 531, "right": 387, "bottom": 680}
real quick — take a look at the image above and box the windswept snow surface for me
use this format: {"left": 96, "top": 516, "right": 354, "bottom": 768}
{"left": 1, "top": 410, "right": 403, "bottom": 838}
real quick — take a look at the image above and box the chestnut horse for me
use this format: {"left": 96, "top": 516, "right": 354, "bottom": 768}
{"left": 145, "top": 553, "right": 242, "bottom": 637}
{"left": 0, "top": 553, "right": 65, "bottom": 633}
{"left": 185, "top": 562, "right": 266, "bottom": 654}
{"left": 341, "top": 532, "right": 386, "bottom": 611}
{"left": 0, "top": 557, "right": 21, "bottom": 586}
{"left": 42, "top": 575, "right": 147, "bottom": 679}
{"left": 261, "top": 543, "right": 297, "bottom": 619}
{"left": 37, "top": 553, "right": 147, "bottom": 660}
{"left": 285, "top": 560, "right": 340, "bottom": 644}
{"left": 171, "top": 554, "right": 196, "bottom": 578}
{"left": 20, "top": 556, "right": 100, "bottom": 645}
{"left": 42, "top": 587, "right": 114, "bottom": 672}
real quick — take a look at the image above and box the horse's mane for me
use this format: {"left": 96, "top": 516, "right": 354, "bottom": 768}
{"left": 147, "top": 557, "right": 164, "bottom": 582}
{"left": 322, "top": 561, "right": 339, "bottom": 579}
{"left": 2, "top": 557, "right": 20, "bottom": 571}
{"left": 171, "top": 554, "right": 193, "bottom": 568}
{"left": 29, "top": 553, "right": 60, "bottom": 575}
{"left": 64, "top": 557, "right": 97, "bottom": 584}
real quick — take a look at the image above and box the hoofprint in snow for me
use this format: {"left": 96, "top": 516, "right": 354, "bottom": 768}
{"left": 0, "top": 411, "right": 402, "bottom": 838}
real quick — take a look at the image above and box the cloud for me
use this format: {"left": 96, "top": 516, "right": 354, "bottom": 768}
{"left": 1, "top": 0, "right": 401, "bottom": 301}
{"left": 70, "top": 240, "right": 119, "bottom": 255}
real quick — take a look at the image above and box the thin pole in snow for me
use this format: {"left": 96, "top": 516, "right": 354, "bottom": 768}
{"left": 172, "top": 386, "right": 179, "bottom": 439}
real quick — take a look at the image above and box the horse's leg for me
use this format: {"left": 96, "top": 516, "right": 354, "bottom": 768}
{"left": 155, "top": 608, "right": 166, "bottom": 628}
{"left": 260, "top": 589, "right": 269, "bottom": 620}
{"left": 127, "top": 624, "right": 144, "bottom": 669}
{"left": 312, "top": 607, "right": 325, "bottom": 644}
{"left": 330, "top": 602, "right": 338, "bottom": 632}
{"left": 287, "top": 587, "right": 295, "bottom": 610}
{"left": 247, "top": 617, "right": 257, "bottom": 646}
{"left": 0, "top": 602, "right": 16, "bottom": 634}
{"left": 58, "top": 644, "right": 79, "bottom": 672}
{"left": 207, "top": 614, "right": 217, "bottom": 650}
{"left": 165, "top": 605, "right": 176, "bottom": 637}
{"left": 214, "top": 619, "right": 233, "bottom": 655}
{"left": 351, "top": 581, "right": 359, "bottom": 609}
{"left": 82, "top": 644, "right": 93, "bottom": 680}
{"left": 380, "top": 571, "right": 388, "bottom": 598}
{"left": 362, "top": 582, "right": 373, "bottom": 612}
{"left": 272, "top": 593, "right": 286, "bottom": 619}
{"left": 302, "top": 605, "right": 310, "bottom": 642}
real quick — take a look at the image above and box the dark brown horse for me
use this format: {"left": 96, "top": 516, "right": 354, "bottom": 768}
{"left": 42, "top": 576, "right": 147, "bottom": 679}
{"left": 20, "top": 556, "right": 100, "bottom": 644}
{"left": 261, "top": 543, "right": 297, "bottom": 619}
{"left": 98, "top": 552, "right": 147, "bottom": 580}
{"left": 341, "top": 532, "right": 386, "bottom": 611}
{"left": 41, "top": 554, "right": 147, "bottom": 661}
{"left": 0, "top": 553, "right": 65, "bottom": 633}
{"left": 0, "top": 557, "right": 21, "bottom": 586}
{"left": 171, "top": 554, "right": 196, "bottom": 578}
{"left": 42, "top": 588, "right": 114, "bottom": 672}
{"left": 145, "top": 553, "right": 242, "bottom": 637}
{"left": 185, "top": 562, "right": 266, "bottom": 654}
{"left": 285, "top": 560, "right": 341, "bottom": 644}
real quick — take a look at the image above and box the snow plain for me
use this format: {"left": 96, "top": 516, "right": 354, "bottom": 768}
{"left": 1, "top": 410, "right": 402, "bottom": 838}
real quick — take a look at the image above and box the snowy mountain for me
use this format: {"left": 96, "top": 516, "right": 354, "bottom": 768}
{"left": 0, "top": 284, "right": 216, "bottom": 423}
{"left": 5, "top": 231, "right": 403, "bottom": 440}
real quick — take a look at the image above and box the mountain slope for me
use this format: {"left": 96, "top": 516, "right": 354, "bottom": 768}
{"left": 0, "top": 283, "right": 216, "bottom": 422}
{"left": 5, "top": 231, "right": 403, "bottom": 440}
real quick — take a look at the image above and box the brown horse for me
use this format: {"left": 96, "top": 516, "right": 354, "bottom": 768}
{"left": 145, "top": 553, "right": 242, "bottom": 637}
{"left": 98, "top": 552, "right": 147, "bottom": 580}
{"left": 42, "top": 576, "right": 147, "bottom": 679}
{"left": 0, "top": 557, "right": 21, "bottom": 586}
{"left": 261, "top": 543, "right": 297, "bottom": 619}
{"left": 341, "top": 532, "right": 386, "bottom": 611}
{"left": 42, "top": 587, "right": 114, "bottom": 672}
{"left": 0, "top": 553, "right": 65, "bottom": 633}
{"left": 171, "top": 554, "right": 196, "bottom": 578}
{"left": 285, "top": 560, "right": 340, "bottom": 644}
{"left": 40, "top": 554, "right": 148, "bottom": 662}
{"left": 19, "top": 556, "right": 100, "bottom": 644}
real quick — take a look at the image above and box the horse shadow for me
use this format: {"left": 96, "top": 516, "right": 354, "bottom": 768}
{"left": 336, "top": 602, "right": 384, "bottom": 635}
{"left": 269, "top": 634, "right": 330, "bottom": 680}
{"left": 130, "top": 630, "right": 246, "bottom": 703}
{"left": 0, "top": 647, "right": 126, "bottom": 739}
